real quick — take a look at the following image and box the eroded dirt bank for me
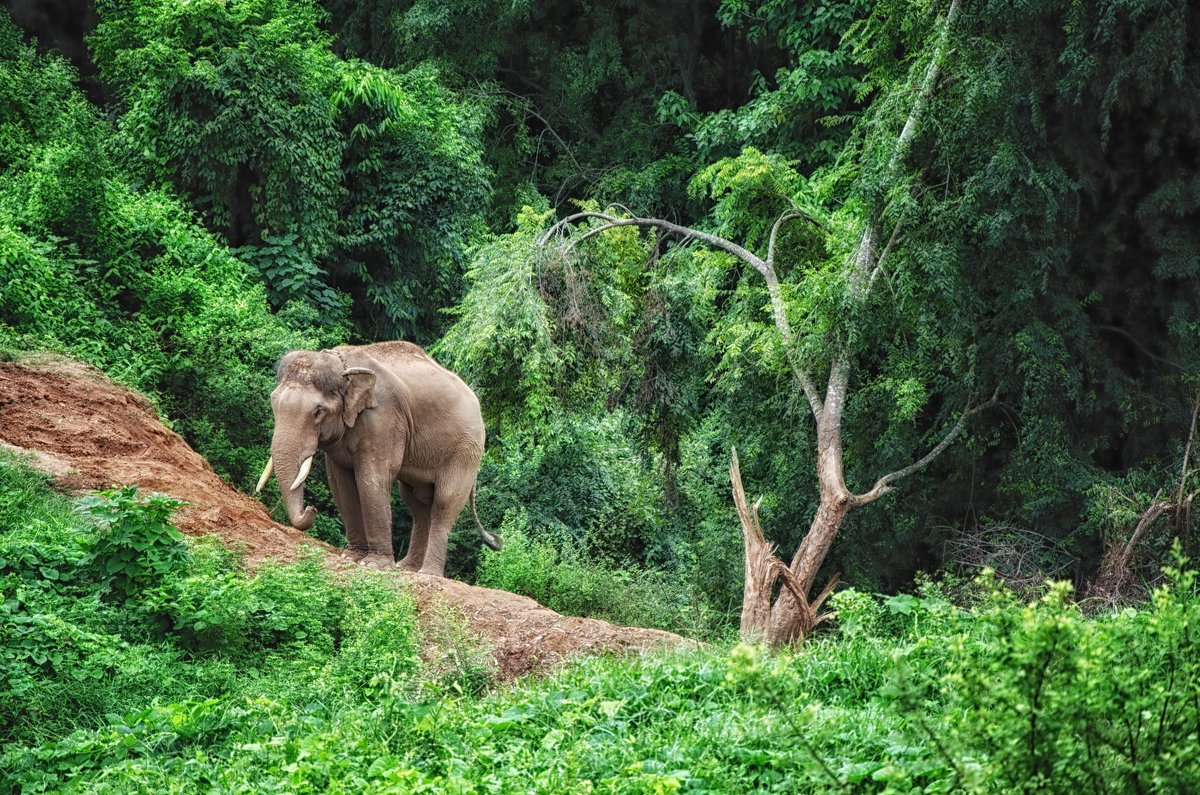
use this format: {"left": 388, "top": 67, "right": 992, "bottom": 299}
{"left": 0, "top": 356, "right": 687, "bottom": 678}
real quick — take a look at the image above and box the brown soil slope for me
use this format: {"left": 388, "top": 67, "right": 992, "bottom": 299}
{"left": 0, "top": 356, "right": 687, "bottom": 678}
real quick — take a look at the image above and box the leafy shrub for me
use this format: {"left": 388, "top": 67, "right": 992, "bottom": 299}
{"left": 830, "top": 583, "right": 957, "bottom": 640}
{"left": 0, "top": 457, "right": 131, "bottom": 740}
{"left": 79, "top": 487, "right": 189, "bottom": 600}
{"left": 323, "top": 571, "right": 421, "bottom": 697}
{"left": 473, "top": 412, "right": 666, "bottom": 565}
{"left": 4, "top": 461, "right": 1199, "bottom": 795}
{"left": 414, "top": 601, "right": 497, "bottom": 698}
{"left": 141, "top": 544, "right": 364, "bottom": 661}
{"left": 938, "top": 563, "right": 1200, "bottom": 791}
{"left": 138, "top": 538, "right": 257, "bottom": 652}
{"left": 0, "top": 454, "right": 427, "bottom": 777}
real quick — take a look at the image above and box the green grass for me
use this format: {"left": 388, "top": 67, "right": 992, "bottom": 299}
{"left": 3, "top": 451, "right": 1200, "bottom": 793}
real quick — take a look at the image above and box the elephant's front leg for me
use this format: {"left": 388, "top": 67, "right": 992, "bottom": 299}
{"left": 355, "top": 463, "right": 396, "bottom": 569}
{"left": 327, "top": 457, "right": 367, "bottom": 562}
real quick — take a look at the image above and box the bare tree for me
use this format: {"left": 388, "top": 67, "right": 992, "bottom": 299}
{"left": 539, "top": 0, "right": 987, "bottom": 645}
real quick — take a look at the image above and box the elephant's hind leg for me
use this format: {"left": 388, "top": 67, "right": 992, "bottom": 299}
{"left": 397, "top": 481, "right": 432, "bottom": 572}
{"left": 417, "top": 472, "right": 475, "bottom": 578}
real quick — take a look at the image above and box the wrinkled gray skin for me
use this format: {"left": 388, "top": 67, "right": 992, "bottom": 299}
{"left": 268, "top": 341, "right": 501, "bottom": 576}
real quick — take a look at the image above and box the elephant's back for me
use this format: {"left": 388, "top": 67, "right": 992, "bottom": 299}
{"left": 358, "top": 340, "right": 432, "bottom": 364}
{"left": 365, "top": 342, "right": 484, "bottom": 432}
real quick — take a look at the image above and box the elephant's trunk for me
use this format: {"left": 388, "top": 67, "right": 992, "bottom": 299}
{"left": 272, "top": 437, "right": 317, "bottom": 532}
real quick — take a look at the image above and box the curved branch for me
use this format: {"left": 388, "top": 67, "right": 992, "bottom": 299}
{"left": 851, "top": 386, "right": 999, "bottom": 507}
{"left": 540, "top": 211, "right": 825, "bottom": 418}
{"left": 540, "top": 212, "right": 769, "bottom": 278}
{"left": 767, "top": 210, "right": 826, "bottom": 268}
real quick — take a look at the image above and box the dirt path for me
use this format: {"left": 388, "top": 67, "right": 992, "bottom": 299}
{"left": 0, "top": 356, "right": 688, "bottom": 678}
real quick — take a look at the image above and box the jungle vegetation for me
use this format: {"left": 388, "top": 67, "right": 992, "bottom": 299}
{"left": 2, "top": 0, "right": 1199, "bottom": 790}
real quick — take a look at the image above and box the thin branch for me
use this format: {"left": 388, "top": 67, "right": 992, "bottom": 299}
{"left": 567, "top": 221, "right": 629, "bottom": 249}
{"left": 891, "top": 0, "right": 963, "bottom": 173}
{"left": 767, "top": 212, "right": 803, "bottom": 268}
{"left": 766, "top": 210, "right": 827, "bottom": 268}
{"left": 1176, "top": 391, "right": 1200, "bottom": 529}
{"left": 851, "top": 386, "right": 1000, "bottom": 506}
{"left": 851, "top": 0, "right": 962, "bottom": 296}
{"left": 867, "top": 212, "right": 907, "bottom": 293}
{"left": 1122, "top": 493, "right": 1169, "bottom": 564}
{"left": 1097, "top": 325, "right": 1181, "bottom": 371}
{"left": 810, "top": 572, "right": 841, "bottom": 615}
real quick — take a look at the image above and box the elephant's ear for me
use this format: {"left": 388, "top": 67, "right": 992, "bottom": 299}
{"left": 341, "top": 367, "right": 378, "bottom": 428}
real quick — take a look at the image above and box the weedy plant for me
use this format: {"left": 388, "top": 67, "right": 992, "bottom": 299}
{"left": 78, "top": 487, "right": 189, "bottom": 600}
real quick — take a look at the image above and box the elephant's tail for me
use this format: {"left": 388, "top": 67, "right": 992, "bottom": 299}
{"left": 471, "top": 484, "right": 502, "bottom": 551}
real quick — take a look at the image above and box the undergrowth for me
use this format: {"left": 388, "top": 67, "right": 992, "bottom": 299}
{"left": 2, "top": 453, "right": 1199, "bottom": 792}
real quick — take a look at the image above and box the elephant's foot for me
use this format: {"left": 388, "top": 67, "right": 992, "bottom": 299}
{"left": 340, "top": 546, "right": 370, "bottom": 563}
{"left": 358, "top": 553, "right": 396, "bottom": 570}
{"left": 416, "top": 564, "right": 445, "bottom": 578}
{"left": 396, "top": 556, "right": 422, "bottom": 573}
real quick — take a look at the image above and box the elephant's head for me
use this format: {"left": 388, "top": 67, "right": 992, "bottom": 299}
{"left": 262, "top": 349, "right": 377, "bottom": 531}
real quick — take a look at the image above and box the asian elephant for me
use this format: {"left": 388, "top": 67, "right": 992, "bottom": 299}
{"left": 256, "top": 341, "right": 501, "bottom": 576}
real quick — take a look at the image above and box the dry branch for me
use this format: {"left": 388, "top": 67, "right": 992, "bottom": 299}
{"left": 731, "top": 447, "right": 783, "bottom": 640}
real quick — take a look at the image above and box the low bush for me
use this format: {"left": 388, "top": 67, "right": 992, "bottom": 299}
{"left": 78, "top": 486, "right": 190, "bottom": 601}
{"left": 476, "top": 517, "right": 723, "bottom": 639}
{"left": 5, "top": 452, "right": 1200, "bottom": 792}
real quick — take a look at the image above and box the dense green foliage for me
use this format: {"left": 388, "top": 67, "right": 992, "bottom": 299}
{"left": 4, "top": 455, "right": 1199, "bottom": 792}
{"left": 435, "top": 0, "right": 1200, "bottom": 599}
{"left": 90, "top": 0, "right": 490, "bottom": 339}
{"left": 2, "top": 3, "right": 1200, "bottom": 787}
{"left": 0, "top": 14, "right": 340, "bottom": 484}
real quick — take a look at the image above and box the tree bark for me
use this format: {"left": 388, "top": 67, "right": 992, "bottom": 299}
{"left": 733, "top": 448, "right": 840, "bottom": 646}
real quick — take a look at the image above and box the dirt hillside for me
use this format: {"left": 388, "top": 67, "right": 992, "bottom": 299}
{"left": 0, "top": 355, "right": 689, "bottom": 678}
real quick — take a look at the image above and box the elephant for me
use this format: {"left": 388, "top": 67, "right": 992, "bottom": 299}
{"left": 255, "top": 341, "right": 501, "bottom": 576}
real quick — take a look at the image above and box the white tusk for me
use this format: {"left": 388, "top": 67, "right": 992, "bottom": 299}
{"left": 255, "top": 457, "right": 273, "bottom": 494}
{"left": 290, "top": 456, "right": 314, "bottom": 491}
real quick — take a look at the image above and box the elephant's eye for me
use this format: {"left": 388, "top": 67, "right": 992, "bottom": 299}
{"left": 313, "top": 406, "right": 325, "bottom": 418}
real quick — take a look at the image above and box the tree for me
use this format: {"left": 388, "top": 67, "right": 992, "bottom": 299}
{"left": 89, "top": 0, "right": 490, "bottom": 341}
{"left": 538, "top": 0, "right": 993, "bottom": 645}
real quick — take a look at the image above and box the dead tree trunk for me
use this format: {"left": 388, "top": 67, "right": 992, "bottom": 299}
{"left": 732, "top": 449, "right": 782, "bottom": 640}
{"left": 732, "top": 448, "right": 839, "bottom": 644}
